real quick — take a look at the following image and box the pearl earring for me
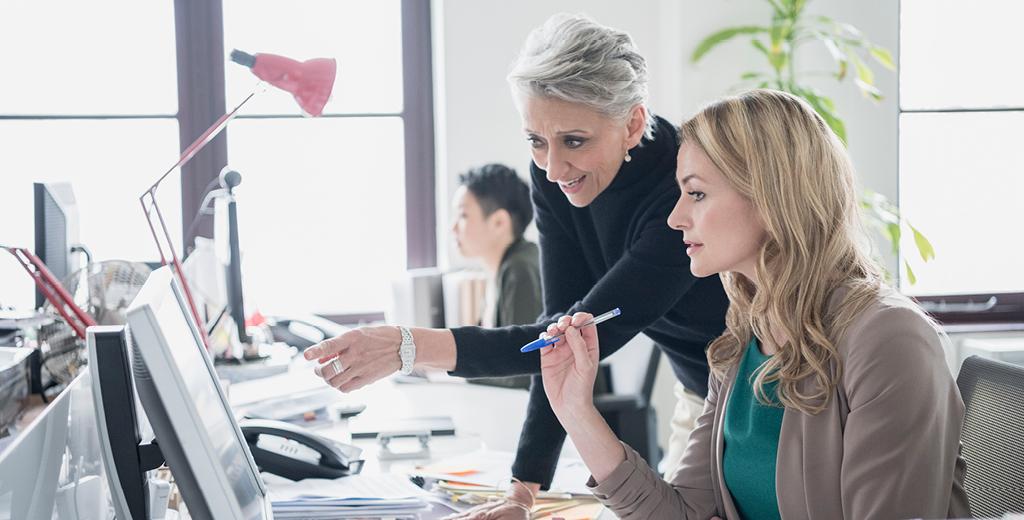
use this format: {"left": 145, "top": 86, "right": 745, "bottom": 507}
{"left": 624, "top": 152, "right": 632, "bottom": 163}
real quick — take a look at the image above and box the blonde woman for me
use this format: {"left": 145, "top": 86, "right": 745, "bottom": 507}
{"left": 539, "top": 89, "right": 969, "bottom": 519}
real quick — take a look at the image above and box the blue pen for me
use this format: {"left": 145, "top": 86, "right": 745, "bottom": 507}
{"left": 520, "top": 308, "right": 622, "bottom": 353}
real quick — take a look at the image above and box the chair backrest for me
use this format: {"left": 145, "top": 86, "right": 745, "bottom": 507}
{"left": 956, "top": 355, "right": 1024, "bottom": 517}
{"left": 604, "top": 333, "right": 660, "bottom": 402}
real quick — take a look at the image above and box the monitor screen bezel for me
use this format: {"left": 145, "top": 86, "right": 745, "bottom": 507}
{"left": 87, "top": 325, "right": 146, "bottom": 520}
{"left": 127, "top": 266, "right": 267, "bottom": 519}
{"left": 0, "top": 376, "right": 72, "bottom": 519}
{"left": 33, "top": 182, "right": 79, "bottom": 309}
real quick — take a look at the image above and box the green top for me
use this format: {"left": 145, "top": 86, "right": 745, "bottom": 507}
{"left": 722, "top": 338, "right": 784, "bottom": 520}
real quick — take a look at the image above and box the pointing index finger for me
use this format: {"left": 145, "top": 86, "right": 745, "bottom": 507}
{"left": 304, "top": 333, "right": 350, "bottom": 361}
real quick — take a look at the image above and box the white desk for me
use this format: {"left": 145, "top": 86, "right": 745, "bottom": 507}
{"left": 228, "top": 357, "right": 582, "bottom": 473}
{"left": 228, "top": 357, "right": 611, "bottom": 519}
{"left": 0, "top": 355, "right": 607, "bottom": 519}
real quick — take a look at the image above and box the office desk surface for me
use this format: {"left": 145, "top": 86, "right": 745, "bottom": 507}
{"left": 228, "top": 358, "right": 583, "bottom": 474}
{"left": 229, "top": 358, "right": 611, "bottom": 519}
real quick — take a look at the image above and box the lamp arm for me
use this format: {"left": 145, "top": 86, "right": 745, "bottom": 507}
{"left": 144, "top": 88, "right": 260, "bottom": 195}
{"left": 2, "top": 246, "right": 97, "bottom": 339}
{"left": 138, "top": 86, "right": 261, "bottom": 351}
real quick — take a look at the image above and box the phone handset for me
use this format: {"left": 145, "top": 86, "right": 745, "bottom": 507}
{"left": 239, "top": 418, "right": 364, "bottom": 481}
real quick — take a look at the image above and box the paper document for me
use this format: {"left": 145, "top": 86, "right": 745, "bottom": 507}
{"left": 269, "top": 473, "right": 431, "bottom": 519}
{"left": 238, "top": 387, "right": 340, "bottom": 425}
{"left": 414, "top": 449, "right": 593, "bottom": 495}
{"left": 270, "top": 473, "right": 431, "bottom": 501}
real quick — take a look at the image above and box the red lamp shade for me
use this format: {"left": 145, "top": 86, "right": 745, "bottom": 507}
{"left": 231, "top": 50, "right": 337, "bottom": 117}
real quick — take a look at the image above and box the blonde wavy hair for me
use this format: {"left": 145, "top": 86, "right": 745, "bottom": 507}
{"left": 683, "top": 89, "right": 884, "bottom": 415}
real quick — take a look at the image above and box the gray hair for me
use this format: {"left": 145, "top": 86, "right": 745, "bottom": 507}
{"left": 508, "top": 13, "right": 654, "bottom": 140}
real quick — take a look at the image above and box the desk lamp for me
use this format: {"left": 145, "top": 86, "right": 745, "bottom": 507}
{"left": 140, "top": 49, "right": 336, "bottom": 349}
{"left": 2, "top": 246, "right": 96, "bottom": 340}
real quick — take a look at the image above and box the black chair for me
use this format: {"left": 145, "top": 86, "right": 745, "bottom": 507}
{"left": 955, "top": 355, "right": 1024, "bottom": 517}
{"left": 594, "top": 335, "right": 662, "bottom": 468}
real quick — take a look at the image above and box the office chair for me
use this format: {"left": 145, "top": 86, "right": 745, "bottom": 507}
{"left": 594, "top": 334, "right": 662, "bottom": 468}
{"left": 955, "top": 355, "right": 1024, "bottom": 517}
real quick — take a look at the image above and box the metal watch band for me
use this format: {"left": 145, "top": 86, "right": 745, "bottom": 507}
{"left": 398, "top": 326, "right": 416, "bottom": 375}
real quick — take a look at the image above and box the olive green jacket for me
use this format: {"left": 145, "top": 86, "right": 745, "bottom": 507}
{"left": 493, "top": 238, "right": 542, "bottom": 327}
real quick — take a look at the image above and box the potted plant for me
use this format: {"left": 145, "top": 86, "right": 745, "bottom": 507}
{"left": 692, "top": 0, "right": 934, "bottom": 283}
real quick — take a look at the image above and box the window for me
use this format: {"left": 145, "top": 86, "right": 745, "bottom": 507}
{"left": 220, "top": 0, "right": 408, "bottom": 316}
{"left": 0, "top": 3, "right": 180, "bottom": 311}
{"left": 0, "top": 1, "right": 435, "bottom": 319}
{"left": 898, "top": 0, "right": 1024, "bottom": 324}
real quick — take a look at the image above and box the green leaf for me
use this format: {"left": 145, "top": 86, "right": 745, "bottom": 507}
{"left": 862, "top": 190, "right": 899, "bottom": 224}
{"left": 885, "top": 222, "right": 901, "bottom": 254}
{"left": 692, "top": 26, "right": 768, "bottom": 63}
{"left": 757, "top": 34, "right": 787, "bottom": 72}
{"left": 869, "top": 46, "right": 896, "bottom": 70}
{"left": 838, "top": 22, "right": 864, "bottom": 39}
{"left": 751, "top": 38, "right": 771, "bottom": 59}
{"left": 854, "top": 78, "right": 884, "bottom": 101}
{"left": 799, "top": 89, "right": 847, "bottom": 144}
{"left": 770, "top": 22, "right": 784, "bottom": 50}
{"left": 850, "top": 53, "right": 875, "bottom": 85}
{"left": 819, "top": 94, "right": 836, "bottom": 112}
{"left": 827, "top": 114, "right": 847, "bottom": 144}
{"left": 903, "top": 259, "right": 917, "bottom": 285}
{"left": 909, "top": 224, "right": 936, "bottom": 262}
{"left": 740, "top": 71, "right": 765, "bottom": 80}
{"left": 771, "top": 50, "right": 788, "bottom": 72}
{"left": 820, "top": 37, "right": 848, "bottom": 80}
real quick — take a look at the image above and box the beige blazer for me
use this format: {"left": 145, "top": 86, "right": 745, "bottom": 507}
{"left": 588, "top": 289, "right": 970, "bottom": 519}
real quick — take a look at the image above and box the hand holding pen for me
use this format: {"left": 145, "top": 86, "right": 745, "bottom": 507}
{"left": 520, "top": 308, "right": 621, "bottom": 352}
{"left": 537, "top": 311, "right": 613, "bottom": 417}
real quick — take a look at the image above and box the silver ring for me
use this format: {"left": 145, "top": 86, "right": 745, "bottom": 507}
{"left": 330, "top": 358, "right": 343, "bottom": 376}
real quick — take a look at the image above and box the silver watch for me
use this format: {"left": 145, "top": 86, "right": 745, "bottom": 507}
{"left": 398, "top": 326, "right": 416, "bottom": 375}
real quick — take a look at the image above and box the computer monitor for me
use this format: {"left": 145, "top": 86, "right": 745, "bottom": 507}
{"left": 0, "top": 371, "right": 72, "bottom": 518}
{"left": 87, "top": 325, "right": 164, "bottom": 520}
{"left": 33, "top": 182, "right": 81, "bottom": 309}
{"left": 126, "top": 266, "right": 270, "bottom": 519}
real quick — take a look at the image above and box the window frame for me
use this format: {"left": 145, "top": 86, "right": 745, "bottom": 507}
{"left": 0, "top": 5, "right": 180, "bottom": 312}
{"left": 174, "top": 0, "right": 435, "bottom": 321}
{"left": 898, "top": 0, "right": 1024, "bottom": 327}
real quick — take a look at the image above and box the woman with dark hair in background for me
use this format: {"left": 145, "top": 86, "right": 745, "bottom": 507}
{"left": 452, "top": 163, "right": 541, "bottom": 389}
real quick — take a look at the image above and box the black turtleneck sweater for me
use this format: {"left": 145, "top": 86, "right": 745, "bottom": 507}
{"left": 449, "top": 115, "right": 729, "bottom": 487}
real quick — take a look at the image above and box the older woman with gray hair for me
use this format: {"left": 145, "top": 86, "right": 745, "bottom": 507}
{"left": 305, "top": 14, "right": 728, "bottom": 518}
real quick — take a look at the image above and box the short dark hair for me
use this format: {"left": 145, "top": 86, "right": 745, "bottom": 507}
{"left": 458, "top": 163, "right": 533, "bottom": 240}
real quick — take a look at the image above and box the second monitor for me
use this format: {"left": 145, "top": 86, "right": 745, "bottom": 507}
{"left": 125, "top": 266, "right": 364, "bottom": 520}
{"left": 127, "top": 266, "right": 270, "bottom": 519}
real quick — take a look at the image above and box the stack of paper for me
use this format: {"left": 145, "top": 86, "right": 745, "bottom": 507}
{"left": 414, "top": 449, "right": 593, "bottom": 495}
{"left": 412, "top": 450, "right": 604, "bottom": 519}
{"left": 273, "top": 497, "right": 427, "bottom": 519}
{"left": 269, "top": 473, "right": 431, "bottom": 519}
{"left": 240, "top": 387, "right": 340, "bottom": 426}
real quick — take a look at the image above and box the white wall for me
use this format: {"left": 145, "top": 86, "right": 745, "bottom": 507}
{"left": 433, "top": 0, "right": 900, "bottom": 268}
{"left": 433, "top": 0, "right": 900, "bottom": 457}
{"left": 432, "top": 0, "right": 689, "bottom": 268}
